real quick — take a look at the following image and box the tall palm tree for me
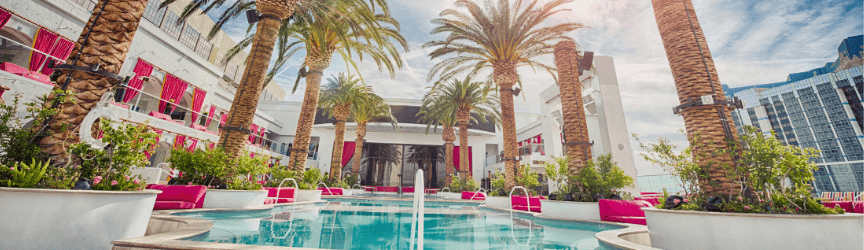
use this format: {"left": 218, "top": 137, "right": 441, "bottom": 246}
{"left": 424, "top": 0, "right": 584, "bottom": 189}
{"left": 318, "top": 73, "right": 368, "bottom": 179}
{"left": 418, "top": 96, "right": 457, "bottom": 185}
{"left": 350, "top": 91, "right": 396, "bottom": 177}
{"left": 39, "top": 0, "right": 154, "bottom": 161}
{"left": 423, "top": 77, "right": 500, "bottom": 179}
{"left": 652, "top": 0, "right": 739, "bottom": 195}
{"left": 553, "top": 41, "right": 592, "bottom": 174}
{"left": 255, "top": 0, "right": 407, "bottom": 172}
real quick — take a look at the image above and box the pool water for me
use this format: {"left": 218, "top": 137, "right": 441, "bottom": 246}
{"left": 179, "top": 199, "right": 622, "bottom": 249}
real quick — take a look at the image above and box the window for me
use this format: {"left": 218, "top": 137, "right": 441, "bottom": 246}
{"left": 160, "top": 11, "right": 184, "bottom": 40}
{"left": 194, "top": 39, "right": 213, "bottom": 60}
{"left": 179, "top": 24, "right": 200, "bottom": 51}
{"left": 142, "top": 0, "right": 166, "bottom": 26}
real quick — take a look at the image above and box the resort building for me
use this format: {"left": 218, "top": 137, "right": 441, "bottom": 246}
{"left": 1, "top": 0, "right": 291, "bottom": 183}
{"left": 724, "top": 35, "right": 864, "bottom": 192}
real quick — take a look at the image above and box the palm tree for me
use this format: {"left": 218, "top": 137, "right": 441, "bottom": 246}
{"left": 318, "top": 73, "right": 368, "bottom": 179}
{"left": 652, "top": 0, "right": 739, "bottom": 195}
{"left": 350, "top": 91, "right": 396, "bottom": 177}
{"left": 553, "top": 41, "right": 592, "bottom": 174}
{"left": 418, "top": 96, "right": 457, "bottom": 185}
{"left": 424, "top": 0, "right": 585, "bottom": 189}
{"left": 166, "top": 0, "right": 393, "bottom": 158}
{"left": 39, "top": 0, "right": 155, "bottom": 161}
{"left": 251, "top": 0, "right": 407, "bottom": 172}
{"left": 422, "top": 77, "right": 500, "bottom": 180}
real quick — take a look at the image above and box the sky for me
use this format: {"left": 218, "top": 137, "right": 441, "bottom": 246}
{"left": 208, "top": 0, "right": 864, "bottom": 176}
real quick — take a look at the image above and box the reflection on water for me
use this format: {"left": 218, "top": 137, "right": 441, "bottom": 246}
{"left": 185, "top": 202, "right": 621, "bottom": 249}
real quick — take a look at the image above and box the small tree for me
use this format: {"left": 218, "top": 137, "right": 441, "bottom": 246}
{"left": 544, "top": 157, "right": 572, "bottom": 198}
{"left": 570, "top": 154, "right": 634, "bottom": 201}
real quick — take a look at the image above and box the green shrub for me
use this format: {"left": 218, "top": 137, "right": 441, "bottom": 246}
{"left": 570, "top": 154, "right": 634, "bottom": 201}
{"left": 0, "top": 159, "right": 49, "bottom": 188}
{"left": 167, "top": 146, "right": 229, "bottom": 186}
{"left": 68, "top": 120, "right": 156, "bottom": 191}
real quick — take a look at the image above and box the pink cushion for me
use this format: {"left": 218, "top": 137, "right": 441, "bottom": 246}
{"left": 606, "top": 216, "right": 647, "bottom": 225}
{"left": 513, "top": 205, "right": 542, "bottom": 213}
{"left": 403, "top": 187, "right": 415, "bottom": 193}
{"left": 425, "top": 189, "right": 438, "bottom": 194}
{"left": 146, "top": 185, "right": 207, "bottom": 209}
{"left": 153, "top": 201, "right": 196, "bottom": 210}
{"left": 264, "top": 187, "right": 295, "bottom": 199}
{"left": 318, "top": 187, "right": 343, "bottom": 195}
{"left": 264, "top": 198, "right": 294, "bottom": 204}
{"left": 511, "top": 195, "right": 542, "bottom": 207}
{"left": 823, "top": 201, "right": 855, "bottom": 213}
{"left": 462, "top": 191, "right": 486, "bottom": 200}
{"left": 375, "top": 186, "right": 398, "bottom": 192}
{"left": 635, "top": 196, "right": 661, "bottom": 206}
{"left": 853, "top": 201, "right": 863, "bottom": 214}
{"left": 364, "top": 186, "right": 375, "bottom": 191}
{"left": 598, "top": 199, "right": 652, "bottom": 223}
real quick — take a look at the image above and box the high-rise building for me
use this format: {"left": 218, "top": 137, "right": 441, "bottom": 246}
{"left": 724, "top": 35, "right": 864, "bottom": 192}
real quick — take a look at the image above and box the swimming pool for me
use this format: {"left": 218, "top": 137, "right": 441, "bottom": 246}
{"left": 177, "top": 198, "right": 623, "bottom": 249}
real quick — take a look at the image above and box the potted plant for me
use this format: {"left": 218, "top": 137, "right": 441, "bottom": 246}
{"left": 294, "top": 168, "right": 324, "bottom": 202}
{"left": 483, "top": 170, "right": 510, "bottom": 209}
{"left": 201, "top": 152, "right": 269, "bottom": 208}
{"left": 540, "top": 155, "right": 634, "bottom": 220}
{"left": 343, "top": 173, "right": 362, "bottom": 195}
{"left": 635, "top": 128, "right": 862, "bottom": 250}
{"left": 0, "top": 92, "right": 161, "bottom": 250}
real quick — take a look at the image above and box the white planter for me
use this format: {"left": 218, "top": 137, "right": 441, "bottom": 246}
{"left": 483, "top": 196, "right": 510, "bottom": 209}
{"left": 540, "top": 200, "right": 600, "bottom": 221}
{"left": 0, "top": 187, "right": 159, "bottom": 250}
{"left": 440, "top": 192, "right": 461, "bottom": 200}
{"left": 296, "top": 189, "right": 323, "bottom": 202}
{"left": 347, "top": 189, "right": 364, "bottom": 196}
{"left": 644, "top": 208, "right": 864, "bottom": 250}
{"left": 202, "top": 189, "right": 267, "bottom": 209}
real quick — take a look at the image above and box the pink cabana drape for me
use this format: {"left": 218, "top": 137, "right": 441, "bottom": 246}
{"left": 248, "top": 124, "right": 258, "bottom": 143}
{"left": 123, "top": 59, "right": 154, "bottom": 102}
{"left": 453, "top": 146, "right": 473, "bottom": 173}
{"left": 189, "top": 88, "right": 206, "bottom": 123}
{"left": 205, "top": 106, "right": 216, "bottom": 126}
{"left": 341, "top": 141, "right": 356, "bottom": 167}
{"left": 259, "top": 127, "right": 266, "bottom": 145}
{"left": 187, "top": 138, "right": 198, "bottom": 151}
{"left": 28, "top": 29, "right": 58, "bottom": 72}
{"left": 173, "top": 135, "right": 186, "bottom": 149}
{"left": 0, "top": 9, "right": 12, "bottom": 29}
{"left": 39, "top": 38, "right": 74, "bottom": 76}
{"left": 218, "top": 113, "right": 228, "bottom": 134}
{"left": 158, "top": 74, "right": 188, "bottom": 114}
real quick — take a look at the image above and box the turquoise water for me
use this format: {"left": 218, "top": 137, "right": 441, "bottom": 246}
{"left": 179, "top": 199, "right": 622, "bottom": 249}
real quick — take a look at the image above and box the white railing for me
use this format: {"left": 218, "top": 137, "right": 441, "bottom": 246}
{"left": 409, "top": 169, "right": 424, "bottom": 250}
{"left": 470, "top": 187, "right": 487, "bottom": 200}
{"left": 509, "top": 186, "right": 530, "bottom": 212}
{"left": 507, "top": 186, "right": 533, "bottom": 246}
{"left": 270, "top": 178, "right": 299, "bottom": 213}
{"left": 316, "top": 181, "right": 332, "bottom": 195}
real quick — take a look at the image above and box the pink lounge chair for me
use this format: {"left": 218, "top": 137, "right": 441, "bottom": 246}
{"left": 146, "top": 184, "right": 207, "bottom": 210}
{"left": 263, "top": 187, "right": 295, "bottom": 204}
{"left": 511, "top": 195, "right": 542, "bottom": 212}
{"left": 318, "top": 187, "right": 344, "bottom": 195}
{"left": 853, "top": 201, "right": 863, "bottom": 214}
{"left": 375, "top": 186, "right": 398, "bottom": 193}
{"left": 598, "top": 199, "right": 653, "bottom": 225}
{"left": 461, "top": 191, "right": 486, "bottom": 200}
{"left": 635, "top": 196, "right": 662, "bottom": 206}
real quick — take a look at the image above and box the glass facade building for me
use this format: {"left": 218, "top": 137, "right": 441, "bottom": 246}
{"left": 726, "top": 65, "right": 864, "bottom": 192}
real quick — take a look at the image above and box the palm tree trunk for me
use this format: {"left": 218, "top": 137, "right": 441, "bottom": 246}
{"left": 553, "top": 41, "right": 592, "bottom": 175}
{"left": 494, "top": 63, "right": 519, "bottom": 191}
{"left": 287, "top": 58, "right": 329, "bottom": 172}
{"left": 443, "top": 126, "right": 455, "bottom": 185}
{"left": 652, "top": 0, "right": 739, "bottom": 195}
{"left": 39, "top": 0, "right": 150, "bottom": 162}
{"left": 329, "top": 118, "right": 347, "bottom": 179}
{"left": 218, "top": 16, "right": 285, "bottom": 158}
{"left": 457, "top": 109, "right": 471, "bottom": 179}
{"left": 352, "top": 122, "right": 367, "bottom": 176}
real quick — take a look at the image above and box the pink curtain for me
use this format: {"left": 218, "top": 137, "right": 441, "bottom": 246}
{"left": 205, "top": 106, "right": 216, "bottom": 126}
{"left": 173, "top": 135, "right": 186, "bottom": 149}
{"left": 187, "top": 138, "right": 198, "bottom": 152}
{"left": 453, "top": 146, "right": 473, "bottom": 173}
{"left": 259, "top": 127, "right": 266, "bottom": 145}
{"left": 341, "top": 141, "right": 356, "bottom": 167}
{"left": 218, "top": 113, "right": 228, "bottom": 134}
{"left": 39, "top": 38, "right": 74, "bottom": 76}
{"left": 158, "top": 74, "right": 188, "bottom": 114}
{"left": 189, "top": 88, "right": 206, "bottom": 123}
{"left": 0, "top": 9, "right": 11, "bottom": 29}
{"left": 28, "top": 29, "right": 59, "bottom": 72}
{"left": 248, "top": 124, "right": 258, "bottom": 143}
{"left": 123, "top": 60, "right": 154, "bottom": 102}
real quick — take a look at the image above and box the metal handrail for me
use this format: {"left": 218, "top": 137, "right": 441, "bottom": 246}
{"left": 509, "top": 186, "right": 531, "bottom": 212}
{"left": 316, "top": 181, "right": 332, "bottom": 195}
{"left": 470, "top": 187, "right": 487, "bottom": 200}
{"left": 509, "top": 216, "right": 533, "bottom": 247}
{"left": 270, "top": 178, "right": 299, "bottom": 213}
{"left": 409, "top": 169, "right": 425, "bottom": 250}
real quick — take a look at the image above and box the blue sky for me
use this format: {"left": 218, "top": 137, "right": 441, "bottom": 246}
{"left": 208, "top": 0, "right": 863, "bottom": 175}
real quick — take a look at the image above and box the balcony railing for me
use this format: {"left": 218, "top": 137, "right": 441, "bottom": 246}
{"left": 519, "top": 144, "right": 545, "bottom": 156}
{"left": 66, "top": 0, "right": 98, "bottom": 12}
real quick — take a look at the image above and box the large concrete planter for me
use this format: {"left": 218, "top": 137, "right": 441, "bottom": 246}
{"left": 644, "top": 207, "right": 864, "bottom": 250}
{"left": 0, "top": 187, "right": 160, "bottom": 250}
{"left": 202, "top": 189, "right": 267, "bottom": 209}
{"left": 483, "top": 196, "right": 510, "bottom": 209}
{"left": 540, "top": 200, "right": 601, "bottom": 221}
{"left": 296, "top": 189, "right": 323, "bottom": 202}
